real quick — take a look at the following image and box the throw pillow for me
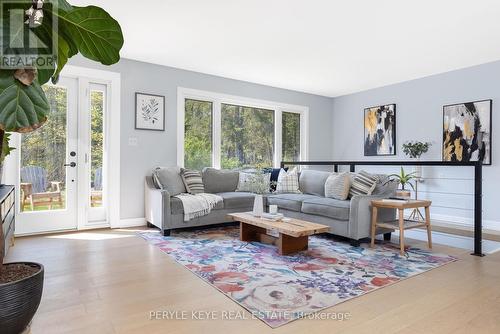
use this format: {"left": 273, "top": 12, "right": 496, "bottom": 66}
{"left": 263, "top": 167, "right": 288, "bottom": 191}
{"left": 325, "top": 172, "right": 351, "bottom": 200}
{"left": 202, "top": 168, "right": 239, "bottom": 193}
{"left": 180, "top": 168, "right": 205, "bottom": 194}
{"left": 275, "top": 168, "right": 301, "bottom": 194}
{"left": 236, "top": 172, "right": 271, "bottom": 193}
{"left": 349, "top": 170, "right": 379, "bottom": 198}
{"left": 152, "top": 166, "right": 186, "bottom": 195}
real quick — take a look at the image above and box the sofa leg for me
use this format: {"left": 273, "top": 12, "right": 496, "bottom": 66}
{"left": 383, "top": 232, "right": 392, "bottom": 241}
{"left": 163, "top": 229, "right": 171, "bottom": 237}
{"left": 349, "top": 239, "right": 361, "bottom": 247}
{"left": 146, "top": 222, "right": 155, "bottom": 228}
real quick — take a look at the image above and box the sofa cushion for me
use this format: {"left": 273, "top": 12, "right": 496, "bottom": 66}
{"left": 299, "top": 169, "right": 331, "bottom": 196}
{"left": 267, "top": 193, "right": 318, "bottom": 212}
{"left": 170, "top": 197, "right": 224, "bottom": 215}
{"left": 217, "top": 192, "right": 255, "bottom": 209}
{"left": 263, "top": 167, "right": 288, "bottom": 191}
{"left": 301, "top": 197, "right": 351, "bottom": 221}
{"left": 325, "top": 172, "right": 351, "bottom": 200}
{"left": 349, "top": 170, "right": 378, "bottom": 198}
{"left": 276, "top": 168, "right": 301, "bottom": 193}
{"left": 180, "top": 168, "right": 205, "bottom": 194}
{"left": 202, "top": 168, "right": 239, "bottom": 193}
{"left": 152, "top": 166, "right": 186, "bottom": 196}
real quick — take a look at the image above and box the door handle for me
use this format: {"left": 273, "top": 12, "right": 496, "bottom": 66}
{"left": 64, "top": 162, "right": 77, "bottom": 167}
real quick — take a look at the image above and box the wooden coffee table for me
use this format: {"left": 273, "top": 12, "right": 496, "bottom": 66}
{"left": 228, "top": 212, "right": 330, "bottom": 255}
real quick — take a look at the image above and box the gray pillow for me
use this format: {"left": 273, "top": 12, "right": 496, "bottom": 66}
{"left": 349, "top": 170, "right": 378, "bottom": 198}
{"left": 180, "top": 168, "right": 205, "bottom": 194}
{"left": 152, "top": 167, "right": 186, "bottom": 195}
{"left": 299, "top": 169, "right": 331, "bottom": 196}
{"left": 325, "top": 172, "right": 351, "bottom": 200}
{"left": 202, "top": 168, "right": 239, "bottom": 193}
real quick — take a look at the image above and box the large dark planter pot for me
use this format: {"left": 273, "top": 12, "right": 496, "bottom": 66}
{"left": 0, "top": 262, "right": 44, "bottom": 334}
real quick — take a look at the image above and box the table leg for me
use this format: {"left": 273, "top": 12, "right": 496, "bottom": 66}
{"left": 370, "top": 206, "right": 378, "bottom": 248}
{"left": 278, "top": 233, "right": 308, "bottom": 255}
{"left": 398, "top": 208, "right": 405, "bottom": 256}
{"left": 425, "top": 206, "right": 432, "bottom": 249}
{"left": 240, "top": 222, "right": 266, "bottom": 242}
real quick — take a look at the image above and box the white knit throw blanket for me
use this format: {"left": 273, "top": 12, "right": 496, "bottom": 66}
{"left": 174, "top": 193, "right": 223, "bottom": 221}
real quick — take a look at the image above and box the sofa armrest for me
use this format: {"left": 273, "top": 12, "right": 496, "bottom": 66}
{"left": 145, "top": 177, "right": 171, "bottom": 231}
{"left": 349, "top": 195, "right": 396, "bottom": 240}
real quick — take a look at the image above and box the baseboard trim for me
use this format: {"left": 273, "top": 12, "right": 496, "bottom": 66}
{"left": 118, "top": 217, "right": 147, "bottom": 228}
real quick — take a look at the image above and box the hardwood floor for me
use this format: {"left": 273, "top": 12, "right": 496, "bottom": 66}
{"left": 5, "top": 228, "right": 500, "bottom": 334}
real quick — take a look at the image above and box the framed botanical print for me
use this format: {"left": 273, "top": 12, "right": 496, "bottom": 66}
{"left": 135, "top": 92, "right": 165, "bottom": 131}
{"left": 364, "top": 104, "right": 396, "bottom": 156}
{"left": 443, "top": 99, "right": 492, "bottom": 165}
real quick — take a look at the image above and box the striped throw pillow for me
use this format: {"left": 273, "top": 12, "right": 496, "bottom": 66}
{"left": 276, "top": 168, "right": 301, "bottom": 194}
{"left": 180, "top": 169, "right": 205, "bottom": 194}
{"left": 349, "top": 170, "right": 378, "bottom": 198}
{"left": 325, "top": 172, "right": 351, "bottom": 200}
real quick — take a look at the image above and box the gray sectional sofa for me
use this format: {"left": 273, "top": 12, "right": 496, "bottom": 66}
{"left": 145, "top": 168, "right": 397, "bottom": 245}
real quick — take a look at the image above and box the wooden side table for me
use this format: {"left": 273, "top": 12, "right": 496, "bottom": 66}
{"left": 370, "top": 199, "right": 432, "bottom": 255}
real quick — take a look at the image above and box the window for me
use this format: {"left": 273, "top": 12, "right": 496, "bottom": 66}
{"left": 90, "top": 89, "right": 105, "bottom": 208}
{"left": 221, "top": 104, "right": 274, "bottom": 169}
{"left": 179, "top": 88, "right": 307, "bottom": 169}
{"left": 184, "top": 99, "right": 213, "bottom": 170}
{"left": 282, "top": 111, "right": 301, "bottom": 162}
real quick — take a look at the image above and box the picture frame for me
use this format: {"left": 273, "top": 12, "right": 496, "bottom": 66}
{"left": 135, "top": 92, "right": 165, "bottom": 131}
{"left": 364, "top": 103, "right": 396, "bottom": 156}
{"left": 442, "top": 99, "right": 492, "bottom": 165}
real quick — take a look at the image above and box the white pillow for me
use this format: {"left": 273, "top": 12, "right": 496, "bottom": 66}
{"left": 325, "top": 172, "right": 351, "bottom": 200}
{"left": 275, "top": 168, "right": 301, "bottom": 194}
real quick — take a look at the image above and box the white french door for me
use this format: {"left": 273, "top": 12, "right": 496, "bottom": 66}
{"left": 15, "top": 76, "right": 110, "bottom": 235}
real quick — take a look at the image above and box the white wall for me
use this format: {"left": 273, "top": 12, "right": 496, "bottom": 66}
{"left": 332, "top": 61, "right": 500, "bottom": 230}
{"left": 69, "top": 56, "right": 334, "bottom": 220}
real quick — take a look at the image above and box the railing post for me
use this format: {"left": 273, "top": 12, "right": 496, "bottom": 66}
{"left": 334, "top": 164, "right": 338, "bottom": 173}
{"left": 472, "top": 162, "right": 484, "bottom": 256}
{"left": 350, "top": 164, "right": 355, "bottom": 172}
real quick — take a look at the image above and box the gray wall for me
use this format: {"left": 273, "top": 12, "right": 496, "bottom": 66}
{"left": 69, "top": 56, "right": 334, "bottom": 220}
{"left": 332, "top": 61, "right": 500, "bottom": 227}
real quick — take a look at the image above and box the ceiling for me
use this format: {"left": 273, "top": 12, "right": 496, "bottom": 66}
{"left": 72, "top": 0, "right": 500, "bottom": 97}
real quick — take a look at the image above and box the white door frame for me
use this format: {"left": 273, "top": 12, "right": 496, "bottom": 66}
{"left": 59, "top": 65, "right": 121, "bottom": 230}
{"left": 6, "top": 65, "right": 121, "bottom": 235}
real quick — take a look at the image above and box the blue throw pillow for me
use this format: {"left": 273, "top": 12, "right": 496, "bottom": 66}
{"left": 263, "top": 167, "right": 288, "bottom": 191}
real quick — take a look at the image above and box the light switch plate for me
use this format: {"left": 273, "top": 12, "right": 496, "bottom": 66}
{"left": 128, "top": 137, "right": 138, "bottom": 146}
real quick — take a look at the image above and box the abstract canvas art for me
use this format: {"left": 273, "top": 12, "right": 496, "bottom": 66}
{"left": 364, "top": 104, "right": 396, "bottom": 156}
{"left": 135, "top": 92, "right": 165, "bottom": 131}
{"left": 443, "top": 100, "right": 492, "bottom": 165}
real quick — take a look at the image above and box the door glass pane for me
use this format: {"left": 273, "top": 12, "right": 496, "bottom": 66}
{"left": 282, "top": 112, "right": 301, "bottom": 161}
{"left": 184, "top": 99, "right": 213, "bottom": 170}
{"left": 20, "top": 86, "right": 67, "bottom": 212}
{"left": 221, "top": 104, "right": 274, "bottom": 169}
{"left": 90, "top": 90, "right": 104, "bottom": 207}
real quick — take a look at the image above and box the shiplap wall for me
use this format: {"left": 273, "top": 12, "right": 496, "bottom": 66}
{"left": 331, "top": 61, "right": 500, "bottom": 231}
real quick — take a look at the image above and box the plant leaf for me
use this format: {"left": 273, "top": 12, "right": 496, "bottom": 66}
{"left": 0, "top": 71, "right": 49, "bottom": 132}
{"left": 57, "top": 6, "right": 124, "bottom": 65}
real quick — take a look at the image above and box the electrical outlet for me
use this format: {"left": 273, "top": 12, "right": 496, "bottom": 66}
{"left": 128, "top": 137, "right": 138, "bottom": 146}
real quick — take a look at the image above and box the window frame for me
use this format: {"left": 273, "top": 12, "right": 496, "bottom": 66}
{"left": 177, "top": 87, "right": 309, "bottom": 169}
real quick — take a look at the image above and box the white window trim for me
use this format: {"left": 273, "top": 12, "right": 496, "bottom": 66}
{"left": 177, "top": 87, "right": 309, "bottom": 169}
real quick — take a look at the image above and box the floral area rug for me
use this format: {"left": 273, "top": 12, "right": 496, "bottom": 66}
{"left": 139, "top": 226, "right": 456, "bottom": 328}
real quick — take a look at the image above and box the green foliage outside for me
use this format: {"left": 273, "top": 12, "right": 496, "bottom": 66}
{"left": 184, "top": 99, "right": 301, "bottom": 171}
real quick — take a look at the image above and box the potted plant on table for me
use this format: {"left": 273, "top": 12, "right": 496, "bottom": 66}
{"left": 387, "top": 167, "right": 417, "bottom": 198}
{"left": 0, "top": 1, "right": 123, "bottom": 333}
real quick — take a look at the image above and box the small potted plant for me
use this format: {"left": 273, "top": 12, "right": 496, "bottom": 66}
{"left": 402, "top": 141, "right": 432, "bottom": 159}
{"left": 402, "top": 141, "right": 432, "bottom": 180}
{"left": 388, "top": 167, "right": 417, "bottom": 198}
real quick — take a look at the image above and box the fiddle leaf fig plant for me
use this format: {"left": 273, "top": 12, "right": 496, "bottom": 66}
{"left": 0, "top": 0, "right": 123, "bottom": 274}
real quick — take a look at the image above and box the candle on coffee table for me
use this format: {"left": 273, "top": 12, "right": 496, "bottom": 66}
{"left": 269, "top": 205, "right": 278, "bottom": 214}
